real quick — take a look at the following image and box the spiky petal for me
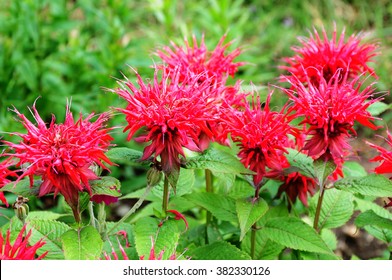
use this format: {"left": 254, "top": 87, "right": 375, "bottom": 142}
{"left": 281, "top": 26, "right": 378, "bottom": 84}
{"left": 0, "top": 158, "right": 17, "bottom": 207}
{"left": 0, "top": 224, "right": 47, "bottom": 260}
{"left": 5, "top": 103, "right": 113, "bottom": 212}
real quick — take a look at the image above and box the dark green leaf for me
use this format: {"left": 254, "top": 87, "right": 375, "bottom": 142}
{"left": 2, "top": 179, "right": 41, "bottom": 197}
{"left": 106, "top": 147, "right": 146, "bottom": 166}
{"left": 314, "top": 159, "right": 336, "bottom": 187}
{"left": 90, "top": 176, "right": 121, "bottom": 197}
{"left": 236, "top": 197, "right": 268, "bottom": 240}
{"left": 285, "top": 148, "right": 314, "bottom": 178}
{"left": 190, "top": 241, "right": 251, "bottom": 260}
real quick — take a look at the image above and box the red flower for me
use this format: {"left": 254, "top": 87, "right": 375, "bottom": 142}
{"left": 0, "top": 158, "right": 17, "bottom": 207}
{"left": 112, "top": 68, "right": 219, "bottom": 173}
{"left": 139, "top": 237, "right": 178, "bottom": 260}
{"left": 281, "top": 26, "right": 378, "bottom": 85}
{"left": 225, "top": 93, "right": 296, "bottom": 189}
{"left": 283, "top": 70, "right": 379, "bottom": 173}
{"left": 5, "top": 103, "right": 113, "bottom": 214}
{"left": 278, "top": 172, "right": 316, "bottom": 207}
{"left": 0, "top": 224, "right": 47, "bottom": 260}
{"left": 368, "top": 131, "right": 392, "bottom": 174}
{"left": 156, "top": 35, "right": 244, "bottom": 84}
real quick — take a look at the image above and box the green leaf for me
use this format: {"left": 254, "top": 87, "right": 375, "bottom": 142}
{"left": 343, "top": 161, "right": 367, "bottom": 178}
{"left": 261, "top": 217, "right": 334, "bottom": 255}
{"left": 335, "top": 174, "right": 392, "bottom": 197}
{"left": 133, "top": 217, "right": 181, "bottom": 259}
{"left": 61, "top": 226, "right": 103, "bottom": 260}
{"left": 165, "top": 167, "right": 180, "bottom": 192}
{"left": 309, "top": 188, "right": 354, "bottom": 229}
{"left": 185, "top": 147, "right": 253, "bottom": 174}
{"left": 314, "top": 159, "right": 336, "bottom": 187}
{"left": 367, "top": 101, "right": 390, "bottom": 116}
{"left": 241, "top": 229, "right": 285, "bottom": 260}
{"left": 184, "top": 192, "right": 237, "bottom": 222}
{"left": 106, "top": 147, "right": 146, "bottom": 166}
{"left": 152, "top": 168, "right": 195, "bottom": 198}
{"left": 27, "top": 211, "right": 68, "bottom": 221}
{"left": 90, "top": 176, "right": 121, "bottom": 197}
{"left": 354, "top": 197, "right": 392, "bottom": 220}
{"left": 285, "top": 148, "right": 314, "bottom": 178}
{"left": 320, "top": 229, "right": 338, "bottom": 251}
{"left": 355, "top": 210, "right": 392, "bottom": 231}
{"left": 228, "top": 178, "right": 255, "bottom": 199}
{"left": 363, "top": 226, "right": 392, "bottom": 243}
{"left": 27, "top": 220, "right": 71, "bottom": 260}
{"left": 190, "top": 241, "right": 251, "bottom": 260}
{"left": 236, "top": 197, "right": 268, "bottom": 240}
{"left": 1, "top": 178, "right": 41, "bottom": 196}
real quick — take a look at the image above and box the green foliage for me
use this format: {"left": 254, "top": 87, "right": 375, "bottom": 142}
{"left": 335, "top": 174, "right": 392, "bottom": 197}
{"left": 189, "top": 241, "right": 251, "bottom": 260}
{"left": 236, "top": 197, "right": 268, "bottom": 240}
{"left": 61, "top": 226, "right": 103, "bottom": 260}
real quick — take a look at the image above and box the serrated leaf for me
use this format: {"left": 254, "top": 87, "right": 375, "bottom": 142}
{"left": 106, "top": 147, "right": 147, "bottom": 166}
{"left": 241, "top": 229, "right": 285, "bottom": 260}
{"left": 61, "top": 226, "right": 103, "bottom": 260}
{"left": 363, "top": 226, "right": 392, "bottom": 243}
{"left": 285, "top": 148, "right": 314, "bottom": 178}
{"left": 185, "top": 147, "right": 253, "bottom": 174}
{"left": 90, "top": 176, "right": 121, "bottom": 197}
{"left": 190, "top": 241, "right": 251, "bottom": 260}
{"left": 1, "top": 178, "right": 41, "bottom": 196}
{"left": 343, "top": 161, "right": 367, "bottom": 178}
{"left": 134, "top": 217, "right": 180, "bottom": 260}
{"left": 320, "top": 229, "right": 337, "bottom": 251}
{"left": 354, "top": 198, "right": 392, "bottom": 220}
{"left": 367, "top": 101, "right": 390, "bottom": 116}
{"left": 314, "top": 159, "right": 336, "bottom": 187}
{"left": 228, "top": 178, "right": 255, "bottom": 199}
{"left": 27, "top": 211, "right": 68, "bottom": 221}
{"left": 184, "top": 192, "right": 237, "bottom": 222}
{"left": 355, "top": 210, "right": 392, "bottom": 231}
{"left": 103, "top": 223, "right": 136, "bottom": 260}
{"left": 335, "top": 174, "right": 392, "bottom": 197}
{"left": 27, "top": 219, "right": 71, "bottom": 260}
{"left": 152, "top": 168, "right": 194, "bottom": 198}
{"left": 236, "top": 198, "right": 268, "bottom": 240}
{"left": 309, "top": 188, "right": 354, "bottom": 229}
{"left": 261, "top": 217, "right": 334, "bottom": 255}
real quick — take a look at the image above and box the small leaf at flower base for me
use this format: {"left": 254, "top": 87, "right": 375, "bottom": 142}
{"left": 261, "top": 217, "right": 334, "bottom": 255}
{"left": 309, "top": 188, "right": 354, "bottom": 229}
{"left": 284, "top": 148, "right": 315, "bottom": 178}
{"left": 152, "top": 168, "right": 195, "bottom": 198}
{"left": 355, "top": 210, "right": 392, "bottom": 231}
{"left": 367, "top": 101, "right": 390, "bottom": 116}
{"left": 105, "top": 147, "right": 147, "bottom": 166}
{"left": 313, "top": 159, "right": 336, "bottom": 187}
{"left": 190, "top": 241, "right": 251, "bottom": 260}
{"left": 1, "top": 178, "right": 42, "bottom": 197}
{"left": 185, "top": 147, "right": 254, "bottom": 174}
{"left": 61, "top": 226, "right": 103, "bottom": 260}
{"left": 236, "top": 197, "right": 268, "bottom": 241}
{"left": 165, "top": 167, "right": 180, "bottom": 193}
{"left": 90, "top": 176, "right": 121, "bottom": 197}
{"left": 27, "top": 220, "right": 71, "bottom": 260}
{"left": 335, "top": 174, "right": 392, "bottom": 197}
{"left": 184, "top": 192, "right": 237, "bottom": 222}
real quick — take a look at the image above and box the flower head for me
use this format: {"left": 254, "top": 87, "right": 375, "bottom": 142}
{"left": 5, "top": 103, "right": 113, "bottom": 211}
{"left": 0, "top": 158, "right": 17, "bottom": 207}
{"left": 283, "top": 70, "right": 379, "bottom": 172}
{"left": 112, "top": 68, "right": 219, "bottom": 173}
{"left": 281, "top": 26, "right": 378, "bottom": 85}
{"left": 278, "top": 172, "right": 316, "bottom": 207}
{"left": 156, "top": 35, "right": 244, "bottom": 84}
{"left": 0, "top": 224, "right": 47, "bottom": 260}
{"left": 225, "top": 93, "right": 296, "bottom": 188}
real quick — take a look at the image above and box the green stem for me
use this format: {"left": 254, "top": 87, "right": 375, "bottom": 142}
{"left": 313, "top": 187, "right": 325, "bottom": 231}
{"left": 162, "top": 175, "right": 170, "bottom": 213}
{"left": 250, "top": 223, "right": 257, "bottom": 259}
{"left": 205, "top": 169, "right": 213, "bottom": 226}
{"left": 107, "top": 183, "right": 154, "bottom": 235}
{"left": 97, "top": 202, "right": 107, "bottom": 240}
{"left": 88, "top": 201, "right": 96, "bottom": 229}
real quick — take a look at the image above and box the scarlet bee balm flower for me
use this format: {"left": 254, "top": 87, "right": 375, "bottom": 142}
{"left": 0, "top": 159, "right": 17, "bottom": 207}
{"left": 5, "top": 103, "right": 113, "bottom": 219}
{"left": 281, "top": 26, "right": 378, "bottom": 84}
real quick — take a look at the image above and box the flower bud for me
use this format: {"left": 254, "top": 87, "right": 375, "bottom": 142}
{"left": 147, "top": 167, "right": 162, "bottom": 187}
{"left": 13, "top": 196, "right": 29, "bottom": 224}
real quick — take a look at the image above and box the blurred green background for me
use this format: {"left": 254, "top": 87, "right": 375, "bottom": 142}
{"left": 1, "top": 0, "right": 391, "bottom": 139}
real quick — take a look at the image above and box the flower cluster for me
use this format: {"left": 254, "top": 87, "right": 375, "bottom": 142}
{"left": 281, "top": 27, "right": 380, "bottom": 179}
{"left": 5, "top": 103, "right": 113, "bottom": 218}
